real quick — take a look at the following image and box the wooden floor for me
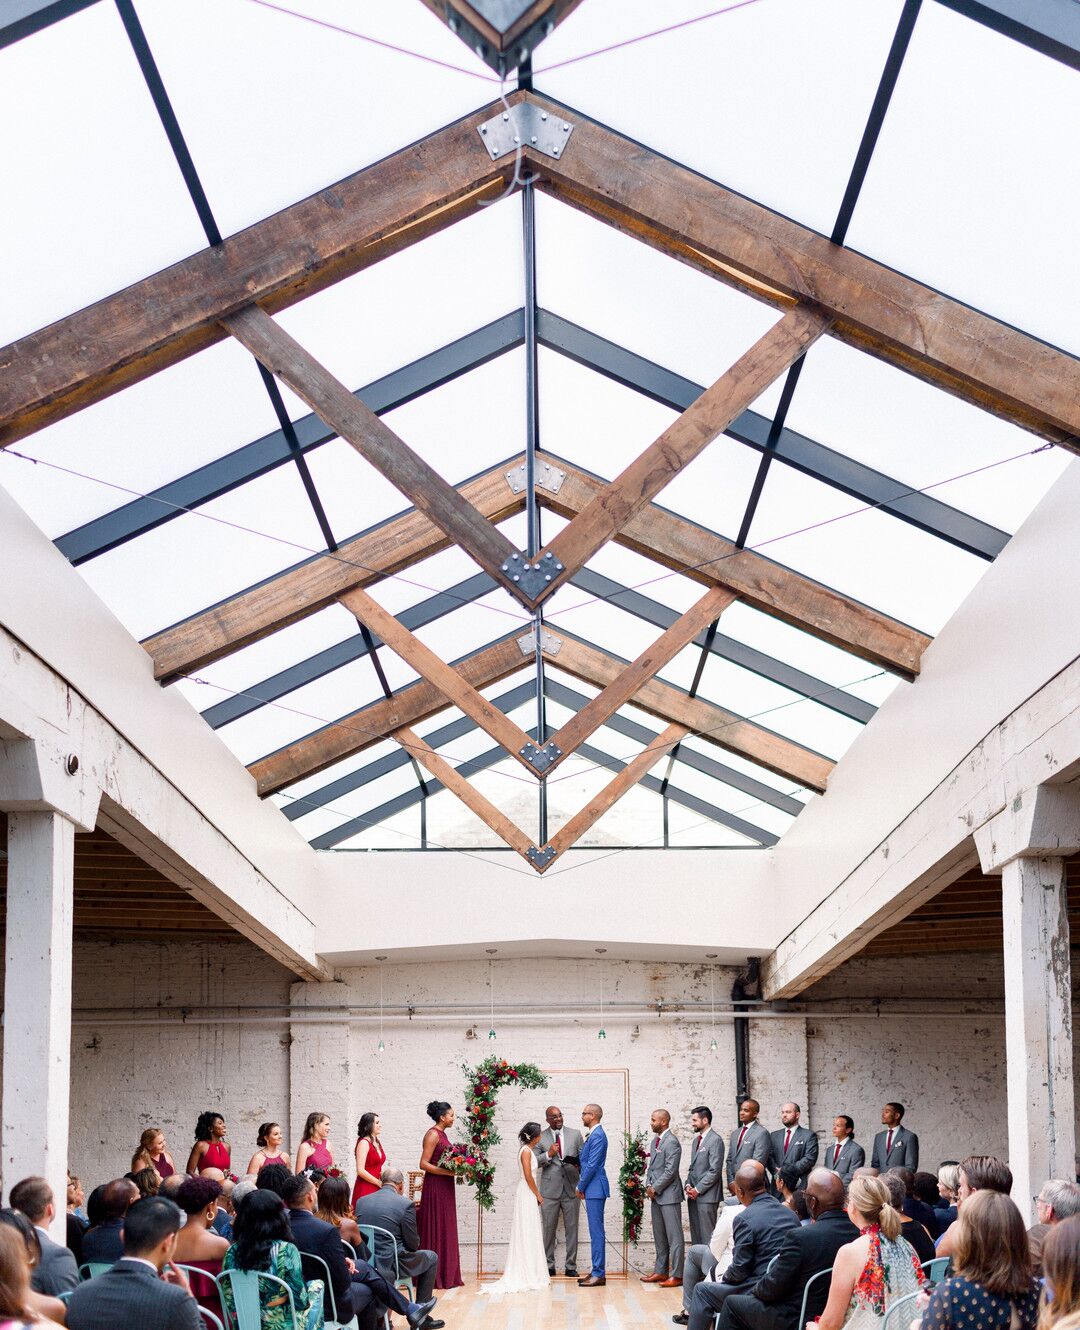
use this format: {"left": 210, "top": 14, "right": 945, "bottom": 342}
{"left": 431, "top": 1277, "right": 683, "bottom": 1327}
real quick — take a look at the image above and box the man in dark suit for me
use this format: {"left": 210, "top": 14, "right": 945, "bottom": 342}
{"left": 768, "top": 1104, "right": 818, "bottom": 1192}
{"left": 871, "top": 1103, "right": 919, "bottom": 1172}
{"left": 9, "top": 1176, "right": 79, "bottom": 1294}
{"left": 355, "top": 1167, "right": 439, "bottom": 1306}
{"left": 283, "top": 1173, "right": 437, "bottom": 1330}
{"left": 718, "top": 1169, "right": 860, "bottom": 1330}
{"left": 65, "top": 1196, "right": 200, "bottom": 1330}
{"left": 81, "top": 1177, "right": 140, "bottom": 1265}
{"left": 688, "top": 1161, "right": 799, "bottom": 1330}
{"left": 823, "top": 1116, "right": 864, "bottom": 1186}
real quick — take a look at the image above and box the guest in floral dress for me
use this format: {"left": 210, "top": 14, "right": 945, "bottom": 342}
{"left": 813, "top": 1174, "right": 926, "bottom": 1330}
{"left": 221, "top": 1189, "right": 324, "bottom": 1330}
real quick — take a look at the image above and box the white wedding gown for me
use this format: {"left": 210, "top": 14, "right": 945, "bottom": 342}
{"left": 480, "top": 1147, "right": 550, "bottom": 1295}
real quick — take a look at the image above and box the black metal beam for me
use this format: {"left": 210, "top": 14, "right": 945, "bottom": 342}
{"left": 0, "top": 0, "right": 98, "bottom": 48}
{"left": 935, "top": 0, "right": 1080, "bottom": 70}
{"left": 567, "top": 569, "right": 877, "bottom": 725}
{"left": 535, "top": 310, "right": 1008, "bottom": 560}
{"left": 201, "top": 572, "right": 498, "bottom": 729}
{"left": 55, "top": 311, "right": 526, "bottom": 564}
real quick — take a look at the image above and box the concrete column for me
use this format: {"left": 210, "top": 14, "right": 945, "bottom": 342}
{"left": 2, "top": 812, "right": 75, "bottom": 1238}
{"left": 975, "top": 783, "right": 1080, "bottom": 1223}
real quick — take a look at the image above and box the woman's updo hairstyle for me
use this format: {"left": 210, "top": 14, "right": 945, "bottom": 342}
{"left": 256, "top": 1122, "right": 279, "bottom": 1149}
{"left": 426, "top": 1101, "right": 451, "bottom": 1123}
{"left": 518, "top": 1122, "right": 542, "bottom": 1145}
{"left": 194, "top": 1111, "right": 223, "bottom": 1142}
{"left": 847, "top": 1174, "right": 902, "bottom": 1240}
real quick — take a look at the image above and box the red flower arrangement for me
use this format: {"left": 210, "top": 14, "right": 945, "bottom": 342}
{"left": 452, "top": 1056, "right": 548, "bottom": 1210}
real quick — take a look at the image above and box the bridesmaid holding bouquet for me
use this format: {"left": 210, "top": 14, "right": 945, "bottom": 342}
{"left": 418, "top": 1101, "right": 463, "bottom": 1289}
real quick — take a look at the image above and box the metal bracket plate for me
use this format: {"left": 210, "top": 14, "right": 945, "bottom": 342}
{"left": 500, "top": 550, "right": 564, "bottom": 599}
{"left": 526, "top": 844, "right": 556, "bottom": 871}
{"left": 516, "top": 628, "right": 562, "bottom": 658}
{"left": 518, "top": 739, "right": 563, "bottom": 774}
{"left": 478, "top": 104, "right": 575, "bottom": 162}
{"left": 505, "top": 460, "right": 567, "bottom": 495}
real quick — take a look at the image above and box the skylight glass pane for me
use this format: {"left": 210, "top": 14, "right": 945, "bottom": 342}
{"left": 1, "top": 1, "right": 207, "bottom": 343}
{"left": 327, "top": 805, "right": 423, "bottom": 853}
{"left": 845, "top": 2, "right": 1080, "bottom": 356}
{"left": 133, "top": 0, "right": 495, "bottom": 238}
{"left": 536, "top": 195, "right": 781, "bottom": 388}
{"left": 779, "top": 338, "right": 1073, "bottom": 533}
{"left": 536, "top": 0, "right": 906, "bottom": 235}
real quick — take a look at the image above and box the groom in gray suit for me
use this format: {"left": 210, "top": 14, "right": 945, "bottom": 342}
{"left": 685, "top": 1106, "right": 725, "bottom": 1244}
{"left": 642, "top": 1109, "right": 684, "bottom": 1285}
{"left": 535, "top": 1105, "right": 584, "bottom": 1277}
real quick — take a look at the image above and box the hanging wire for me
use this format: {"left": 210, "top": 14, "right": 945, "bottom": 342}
{"left": 376, "top": 956, "right": 386, "bottom": 1053}
{"left": 487, "top": 950, "right": 498, "bottom": 1039}
{"left": 477, "top": 77, "right": 525, "bottom": 207}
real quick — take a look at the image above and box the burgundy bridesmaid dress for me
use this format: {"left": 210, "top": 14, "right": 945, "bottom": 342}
{"left": 417, "top": 1130, "right": 463, "bottom": 1289}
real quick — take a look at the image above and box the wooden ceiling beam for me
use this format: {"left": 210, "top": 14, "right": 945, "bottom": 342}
{"left": 0, "top": 101, "right": 511, "bottom": 447}
{"left": 521, "top": 92, "right": 1080, "bottom": 447}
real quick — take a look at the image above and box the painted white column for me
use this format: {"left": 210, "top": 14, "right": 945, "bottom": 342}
{"left": 2, "top": 812, "right": 75, "bottom": 1238}
{"left": 1001, "top": 854, "right": 1075, "bottom": 1222}
{"left": 975, "top": 784, "right": 1080, "bottom": 1224}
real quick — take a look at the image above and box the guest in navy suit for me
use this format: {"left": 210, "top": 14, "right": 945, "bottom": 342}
{"left": 576, "top": 1104, "right": 610, "bottom": 1287}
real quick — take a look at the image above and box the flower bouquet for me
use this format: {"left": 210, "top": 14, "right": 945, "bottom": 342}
{"left": 619, "top": 1130, "right": 648, "bottom": 1243}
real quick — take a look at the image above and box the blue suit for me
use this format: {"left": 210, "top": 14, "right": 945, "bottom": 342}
{"left": 578, "top": 1124, "right": 610, "bottom": 1277}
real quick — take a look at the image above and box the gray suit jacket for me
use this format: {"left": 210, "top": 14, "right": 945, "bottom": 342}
{"left": 32, "top": 1226, "right": 79, "bottom": 1295}
{"left": 535, "top": 1126, "right": 584, "bottom": 1200}
{"left": 769, "top": 1125, "right": 819, "bottom": 1186}
{"left": 687, "top": 1129, "right": 725, "bottom": 1203}
{"left": 646, "top": 1131, "right": 683, "bottom": 1205}
{"left": 354, "top": 1187, "right": 423, "bottom": 1276}
{"left": 726, "top": 1120, "right": 771, "bottom": 1184}
{"left": 66, "top": 1259, "right": 200, "bottom": 1330}
{"left": 871, "top": 1125, "right": 919, "bottom": 1172}
{"left": 823, "top": 1136, "right": 865, "bottom": 1185}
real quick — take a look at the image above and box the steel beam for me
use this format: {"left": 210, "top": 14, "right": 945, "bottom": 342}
{"left": 0, "top": 0, "right": 98, "bottom": 48}
{"left": 935, "top": 0, "right": 1080, "bottom": 70}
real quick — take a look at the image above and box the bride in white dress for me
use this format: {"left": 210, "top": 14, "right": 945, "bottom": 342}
{"left": 479, "top": 1122, "right": 550, "bottom": 1296}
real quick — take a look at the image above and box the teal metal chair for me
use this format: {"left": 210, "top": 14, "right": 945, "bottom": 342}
{"left": 922, "top": 1257, "right": 951, "bottom": 1285}
{"left": 217, "top": 1269, "right": 298, "bottom": 1330}
{"left": 797, "top": 1268, "right": 834, "bottom": 1328}
{"left": 882, "top": 1290, "right": 922, "bottom": 1330}
{"left": 78, "top": 1262, "right": 112, "bottom": 1280}
{"left": 198, "top": 1308, "right": 226, "bottom": 1330}
{"left": 297, "top": 1249, "right": 358, "bottom": 1330}
{"left": 356, "top": 1224, "right": 416, "bottom": 1302}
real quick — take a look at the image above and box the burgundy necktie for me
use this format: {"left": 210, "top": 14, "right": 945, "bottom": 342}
{"left": 834, "top": 1143, "right": 841, "bottom": 1166}
{"left": 557, "top": 1132, "right": 562, "bottom": 1157}
{"left": 653, "top": 1136, "right": 661, "bottom": 1156}
{"left": 784, "top": 1130, "right": 792, "bottom": 1155}
{"left": 698, "top": 1134, "right": 703, "bottom": 1151}
{"left": 886, "top": 1129, "right": 894, "bottom": 1156}
{"left": 737, "top": 1126, "right": 747, "bottom": 1151}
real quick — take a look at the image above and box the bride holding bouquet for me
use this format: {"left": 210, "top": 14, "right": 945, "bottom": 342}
{"left": 479, "top": 1122, "right": 550, "bottom": 1296}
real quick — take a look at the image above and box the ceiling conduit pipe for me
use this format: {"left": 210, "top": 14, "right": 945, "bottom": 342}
{"left": 732, "top": 956, "right": 762, "bottom": 1109}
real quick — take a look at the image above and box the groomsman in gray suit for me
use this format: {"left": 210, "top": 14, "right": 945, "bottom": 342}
{"left": 871, "top": 1103, "right": 919, "bottom": 1172}
{"left": 685, "top": 1106, "right": 725, "bottom": 1245}
{"left": 824, "top": 1115, "right": 864, "bottom": 1185}
{"left": 768, "top": 1103, "right": 818, "bottom": 1191}
{"left": 726, "top": 1100, "right": 771, "bottom": 1195}
{"left": 535, "top": 1105, "right": 584, "bottom": 1277}
{"left": 642, "top": 1109, "right": 685, "bottom": 1286}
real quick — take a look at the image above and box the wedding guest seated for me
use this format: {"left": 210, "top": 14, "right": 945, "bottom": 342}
{"left": 687, "top": 1162, "right": 799, "bottom": 1330}
{"left": 158, "top": 1175, "right": 188, "bottom": 1204}
{"left": 131, "top": 1168, "right": 160, "bottom": 1200}
{"left": 66, "top": 1197, "right": 200, "bottom": 1330}
{"left": 775, "top": 1165, "right": 802, "bottom": 1215}
{"left": 894, "top": 1168, "right": 936, "bottom": 1233}
{"left": 0, "top": 1208, "right": 70, "bottom": 1322}
{"left": 314, "top": 1175, "right": 363, "bottom": 1254}
{"left": 673, "top": 1189, "right": 745, "bottom": 1325}
{"left": 355, "top": 1168, "right": 440, "bottom": 1317}
{"left": 283, "top": 1173, "right": 437, "bottom": 1330}
{"left": 0, "top": 1223, "right": 63, "bottom": 1330}
{"left": 1028, "top": 1180, "right": 1080, "bottom": 1275}
{"left": 936, "top": 1157, "right": 1013, "bottom": 1259}
{"left": 882, "top": 1171, "right": 936, "bottom": 1263}
{"left": 1039, "top": 1214, "right": 1080, "bottom": 1330}
{"left": 66, "top": 1173, "right": 88, "bottom": 1265}
{"left": 214, "top": 1178, "right": 235, "bottom": 1240}
{"left": 935, "top": 1164, "right": 960, "bottom": 1241}
{"left": 717, "top": 1169, "right": 859, "bottom": 1330}
{"left": 812, "top": 1175, "right": 926, "bottom": 1330}
{"left": 232, "top": 1178, "right": 259, "bottom": 1211}
{"left": 256, "top": 1163, "right": 292, "bottom": 1199}
{"left": 921, "top": 1191, "right": 1038, "bottom": 1330}
{"left": 172, "top": 1176, "right": 229, "bottom": 1318}
{"left": 221, "top": 1188, "right": 323, "bottom": 1330}
{"left": 914, "top": 1173, "right": 950, "bottom": 1239}
{"left": 8, "top": 1178, "right": 79, "bottom": 1297}
{"left": 82, "top": 1178, "right": 140, "bottom": 1266}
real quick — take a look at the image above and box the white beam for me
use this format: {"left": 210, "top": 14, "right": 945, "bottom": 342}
{"left": 2, "top": 812, "right": 74, "bottom": 1239}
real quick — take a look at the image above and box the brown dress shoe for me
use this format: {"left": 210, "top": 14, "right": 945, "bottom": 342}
{"left": 641, "top": 1273, "right": 667, "bottom": 1283}
{"left": 578, "top": 1275, "right": 606, "bottom": 1287}
{"left": 659, "top": 1277, "right": 682, "bottom": 1288}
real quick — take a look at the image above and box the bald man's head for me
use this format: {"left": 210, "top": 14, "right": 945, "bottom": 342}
{"left": 733, "top": 1160, "right": 767, "bottom": 1203}
{"left": 806, "top": 1167, "right": 846, "bottom": 1219}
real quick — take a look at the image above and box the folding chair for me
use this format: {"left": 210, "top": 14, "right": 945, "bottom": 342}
{"left": 217, "top": 1268, "right": 298, "bottom": 1330}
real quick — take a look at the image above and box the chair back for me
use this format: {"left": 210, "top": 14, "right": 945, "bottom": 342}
{"left": 357, "top": 1224, "right": 402, "bottom": 1282}
{"left": 78, "top": 1261, "right": 113, "bottom": 1279}
{"left": 341, "top": 1238, "right": 356, "bottom": 1261}
{"left": 922, "top": 1257, "right": 950, "bottom": 1285}
{"left": 298, "top": 1250, "right": 343, "bottom": 1327}
{"left": 217, "top": 1268, "right": 297, "bottom": 1330}
{"left": 198, "top": 1307, "right": 226, "bottom": 1330}
{"left": 882, "top": 1290, "right": 921, "bottom": 1330}
{"left": 797, "top": 1268, "right": 834, "bottom": 1328}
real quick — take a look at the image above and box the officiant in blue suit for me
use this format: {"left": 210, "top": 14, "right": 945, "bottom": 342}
{"left": 575, "top": 1103, "right": 609, "bottom": 1287}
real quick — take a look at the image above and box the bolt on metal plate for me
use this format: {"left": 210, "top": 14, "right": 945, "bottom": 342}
{"left": 526, "top": 844, "right": 556, "bottom": 870}
{"left": 505, "top": 460, "right": 567, "bottom": 495}
{"left": 519, "top": 739, "right": 563, "bottom": 774}
{"left": 478, "top": 104, "right": 575, "bottom": 162}
{"left": 516, "top": 628, "right": 562, "bottom": 658}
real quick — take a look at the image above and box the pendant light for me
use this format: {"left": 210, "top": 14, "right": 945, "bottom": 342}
{"left": 486, "top": 950, "right": 497, "bottom": 1040}
{"left": 707, "top": 954, "right": 718, "bottom": 1052}
{"left": 596, "top": 948, "right": 607, "bottom": 1039}
{"left": 376, "top": 955, "right": 387, "bottom": 1053}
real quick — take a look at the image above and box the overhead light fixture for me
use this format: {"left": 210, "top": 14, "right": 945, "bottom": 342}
{"left": 596, "top": 948, "right": 607, "bottom": 1039}
{"left": 487, "top": 949, "right": 498, "bottom": 1040}
{"left": 376, "top": 955, "right": 387, "bottom": 1054}
{"left": 708, "top": 959, "right": 718, "bottom": 1052}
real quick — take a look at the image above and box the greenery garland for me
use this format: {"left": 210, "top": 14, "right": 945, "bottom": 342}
{"left": 440, "top": 1055, "right": 549, "bottom": 1211}
{"left": 619, "top": 1130, "right": 648, "bottom": 1242}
